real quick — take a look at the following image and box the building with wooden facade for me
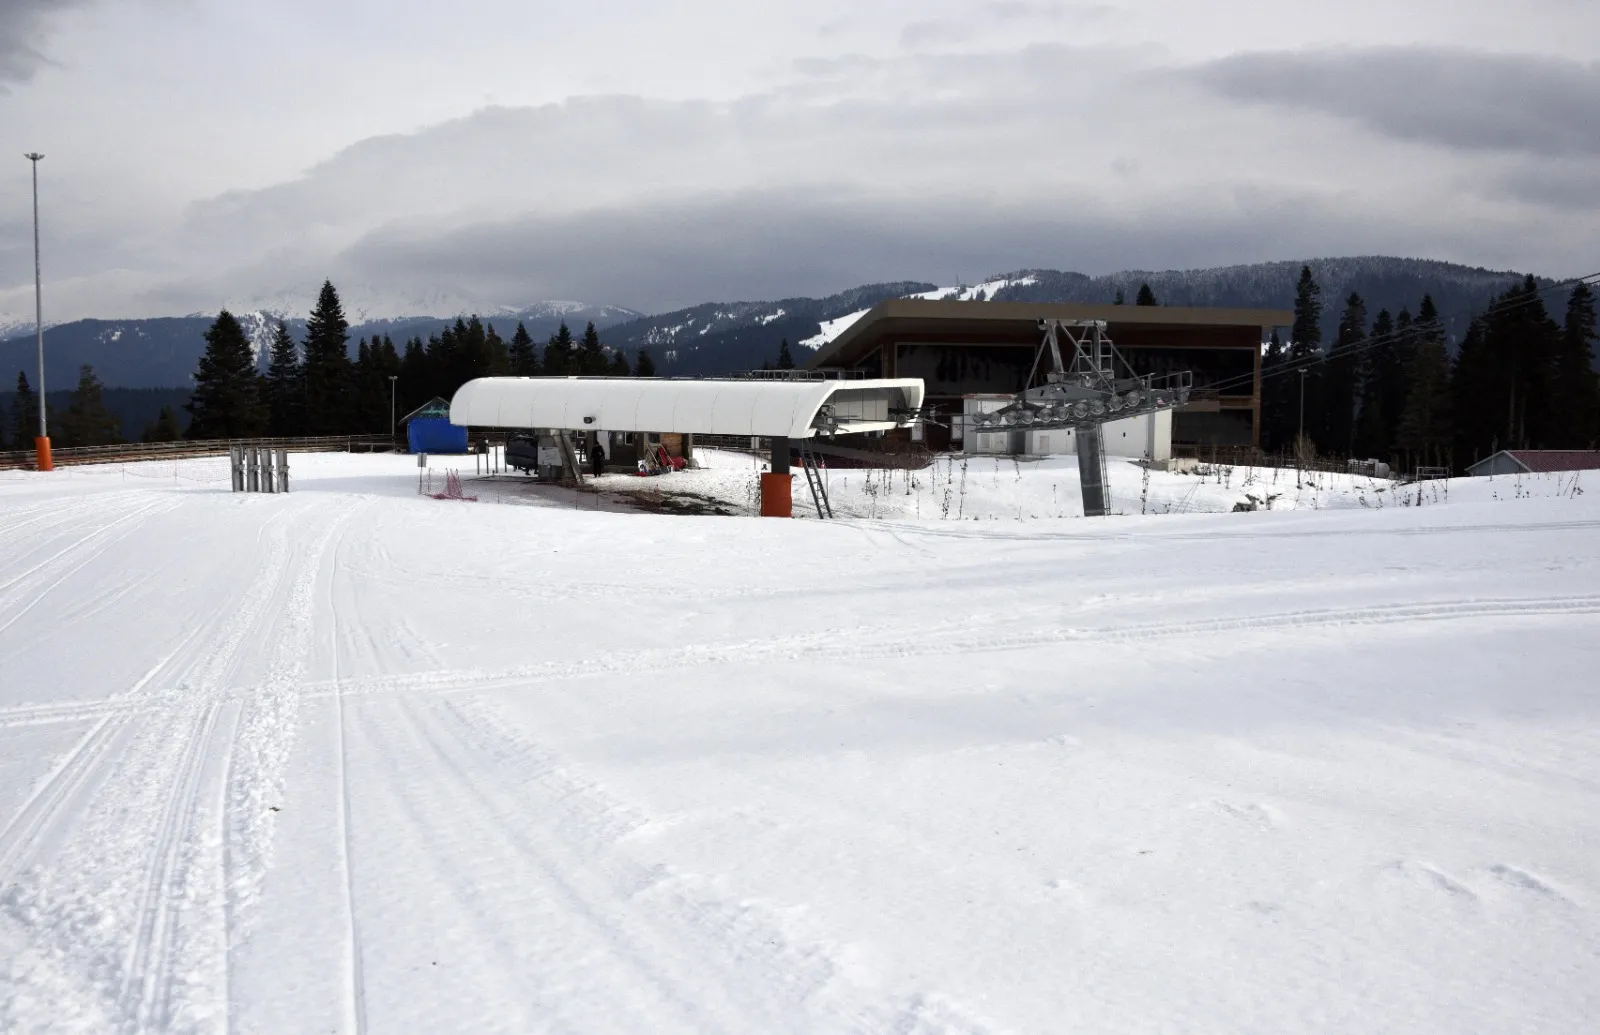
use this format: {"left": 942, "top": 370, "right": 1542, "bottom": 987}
{"left": 806, "top": 299, "right": 1291, "bottom": 451}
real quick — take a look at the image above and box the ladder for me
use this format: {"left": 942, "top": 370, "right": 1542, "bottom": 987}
{"left": 799, "top": 443, "right": 833, "bottom": 519}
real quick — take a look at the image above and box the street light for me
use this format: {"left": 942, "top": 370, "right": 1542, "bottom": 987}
{"left": 1297, "top": 367, "right": 1308, "bottom": 443}
{"left": 389, "top": 375, "right": 398, "bottom": 438}
{"left": 24, "top": 153, "right": 49, "bottom": 471}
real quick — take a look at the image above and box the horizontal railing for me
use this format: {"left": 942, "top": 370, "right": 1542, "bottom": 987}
{"left": 0, "top": 434, "right": 397, "bottom": 471}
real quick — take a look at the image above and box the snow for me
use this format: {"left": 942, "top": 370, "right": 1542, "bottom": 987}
{"left": 2, "top": 452, "right": 1598, "bottom": 1033}
{"left": 798, "top": 308, "right": 870, "bottom": 350}
{"left": 799, "top": 276, "right": 1044, "bottom": 350}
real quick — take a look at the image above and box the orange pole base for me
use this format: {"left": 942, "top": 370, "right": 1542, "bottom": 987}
{"left": 34, "top": 436, "right": 53, "bottom": 472}
{"left": 759, "top": 472, "right": 793, "bottom": 517}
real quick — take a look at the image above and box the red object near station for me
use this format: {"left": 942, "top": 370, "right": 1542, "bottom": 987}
{"left": 759, "top": 473, "right": 793, "bottom": 517}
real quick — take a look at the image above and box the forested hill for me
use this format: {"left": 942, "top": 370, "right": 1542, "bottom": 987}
{"left": 0, "top": 258, "right": 1559, "bottom": 388}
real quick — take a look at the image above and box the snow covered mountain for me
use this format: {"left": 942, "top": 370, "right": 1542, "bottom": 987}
{"left": 0, "top": 258, "right": 1556, "bottom": 389}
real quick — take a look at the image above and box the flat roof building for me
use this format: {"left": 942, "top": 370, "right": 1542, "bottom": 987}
{"left": 806, "top": 299, "right": 1291, "bottom": 450}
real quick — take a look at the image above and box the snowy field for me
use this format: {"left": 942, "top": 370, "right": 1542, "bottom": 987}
{"left": 1, "top": 451, "right": 1598, "bottom": 1033}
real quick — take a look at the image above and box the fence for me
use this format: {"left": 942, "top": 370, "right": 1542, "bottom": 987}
{"left": 0, "top": 434, "right": 395, "bottom": 472}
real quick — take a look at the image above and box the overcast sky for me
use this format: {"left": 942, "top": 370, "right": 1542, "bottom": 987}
{"left": 1, "top": 0, "right": 1596, "bottom": 322}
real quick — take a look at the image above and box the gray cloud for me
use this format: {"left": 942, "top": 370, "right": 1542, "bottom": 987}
{"left": 901, "top": 2, "right": 1112, "bottom": 48}
{"left": 0, "top": 0, "right": 93, "bottom": 84}
{"left": 1194, "top": 45, "right": 1600, "bottom": 157}
{"left": 293, "top": 186, "right": 1548, "bottom": 315}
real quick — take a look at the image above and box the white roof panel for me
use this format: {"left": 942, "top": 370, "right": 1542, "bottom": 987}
{"left": 449, "top": 377, "right": 924, "bottom": 439}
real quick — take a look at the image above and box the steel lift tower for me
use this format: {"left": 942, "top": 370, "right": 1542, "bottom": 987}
{"left": 966, "top": 319, "right": 1193, "bottom": 516}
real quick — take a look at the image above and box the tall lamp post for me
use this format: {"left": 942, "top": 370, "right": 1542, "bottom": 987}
{"left": 389, "top": 375, "right": 398, "bottom": 440}
{"left": 24, "top": 153, "right": 50, "bottom": 471}
{"left": 1297, "top": 367, "right": 1307, "bottom": 443}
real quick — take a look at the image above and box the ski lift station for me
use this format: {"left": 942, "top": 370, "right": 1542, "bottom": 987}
{"left": 449, "top": 375, "right": 924, "bottom": 516}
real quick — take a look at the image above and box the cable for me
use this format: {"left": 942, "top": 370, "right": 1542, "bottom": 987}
{"left": 1191, "top": 269, "right": 1600, "bottom": 400}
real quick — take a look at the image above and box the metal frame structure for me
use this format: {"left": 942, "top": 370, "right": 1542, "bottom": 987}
{"left": 967, "top": 320, "right": 1194, "bottom": 516}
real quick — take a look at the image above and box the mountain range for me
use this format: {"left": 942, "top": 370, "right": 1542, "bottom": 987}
{"left": 0, "top": 258, "right": 1558, "bottom": 390}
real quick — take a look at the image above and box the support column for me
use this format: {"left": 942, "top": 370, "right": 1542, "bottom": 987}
{"left": 34, "top": 437, "right": 52, "bottom": 472}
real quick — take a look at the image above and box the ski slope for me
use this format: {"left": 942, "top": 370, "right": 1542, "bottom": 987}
{"left": 2, "top": 455, "right": 1598, "bottom": 1033}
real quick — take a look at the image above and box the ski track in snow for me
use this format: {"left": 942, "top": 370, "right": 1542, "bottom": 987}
{"left": 2, "top": 592, "right": 1597, "bottom": 731}
{"left": 0, "top": 495, "right": 357, "bottom": 1034}
{"left": 2, "top": 459, "right": 1598, "bottom": 1033}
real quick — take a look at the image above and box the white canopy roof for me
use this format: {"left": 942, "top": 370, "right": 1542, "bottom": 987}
{"left": 449, "top": 377, "right": 924, "bottom": 439}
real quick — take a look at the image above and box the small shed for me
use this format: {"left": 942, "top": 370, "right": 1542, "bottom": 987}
{"left": 400, "top": 397, "right": 469, "bottom": 454}
{"left": 1466, "top": 450, "right": 1600, "bottom": 477}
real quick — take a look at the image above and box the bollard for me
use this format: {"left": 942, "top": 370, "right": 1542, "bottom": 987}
{"left": 759, "top": 473, "right": 793, "bottom": 517}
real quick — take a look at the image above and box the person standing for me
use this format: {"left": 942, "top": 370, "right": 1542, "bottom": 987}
{"left": 590, "top": 434, "right": 606, "bottom": 477}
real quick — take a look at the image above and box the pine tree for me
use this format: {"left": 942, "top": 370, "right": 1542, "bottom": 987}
{"left": 11, "top": 370, "right": 38, "bottom": 447}
{"left": 187, "top": 310, "right": 266, "bottom": 439}
{"left": 608, "top": 351, "right": 631, "bottom": 376}
{"left": 59, "top": 364, "right": 122, "bottom": 446}
{"left": 635, "top": 348, "right": 656, "bottom": 377}
{"left": 777, "top": 338, "right": 795, "bottom": 370}
{"left": 264, "top": 320, "right": 304, "bottom": 436}
{"left": 484, "top": 323, "right": 508, "bottom": 376}
{"left": 1288, "top": 266, "right": 1324, "bottom": 450}
{"left": 1484, "top": 275, "right": 1562, "bottom": 450}
{"left": 1113, "top": 288, "right": 1125, "bottom": 305}
{"left": 1135, "top": 283, "right": 1157, "bottom": 306}
{"left": 578, "top": 322, "right": 606, "bottom": 375}
{"left": 142, "top": 404, "right": 184, "bottom": 442}
{"left": 1552, "top": 282, "right": 1600, "bottom": 447}
{"left": 399, "top": 336, "right": 428, "bottom": 413}
{"left": 353, "top": 337, "right": 377, "bottom": 431}
{"left": 1319, "top": 291, "right": 1367, "bottom": 456}
{"left": 1353, "top": 309, "right": 1396, "bottom": 459}
{"left": 1452, "top": 315, "right": 1497, "bottom": 464}
{"left": 1260, "top": 329, "right": 1292, "bottom": 452}
{"left": 1396, "top": 295, "right": 1453, "bottom": 469}
{"left": 508, "top": 321, "right": 538, "bottom": 376}
{"left": 302, "top": 280, "right": 353, "bottom": 435}
{"left": 545, "top": 321, "right": 576, "bottom": 376}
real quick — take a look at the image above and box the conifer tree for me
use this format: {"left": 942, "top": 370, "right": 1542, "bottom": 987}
{"left": 1113, "top": 288, "right": 1125, "bottom": 305}
{"left": 264, "top": 320, "right": 304, "bottom": 436}
{"left": 1288, "top": 266, "right": 1324, "bottom": 449}
{"left": 634, "top": 348, "right": 656, "bottom": 377}
{"left": 353, "top": 336, "right": 376, "bottom": 431}
{"left": 142, "top": 404, "right": 184, "bottom": 442}
{"left": 508, "top": 321, "right": 539, "bottom": 376}
{"left": 1396, "top": 295, "right": 1453, "bottom": 469}
{"left": 1260, "top": 329, "right": 1292, "bottom": 452}
{"left": 578, "top": 322, "right": 606, "bottom": 375}
{"left": 1451, "top": 315, "right": 1496, "bottom": 464}
{"left": 1319, "top": 291, "right": 1367, "bottom": 455}
{"left": 777, "top": 338, "right": 795, "bottom": 369}
{"left": 1552, "top": 281, "right": 1600, "bottom": 447}
{"left": 187, "top": 310, "right": 266, "bottom": 439}
{"left": 485, "top": 323, "right": 510, "bottom": 376}
{"left": 399, "top": 336, "right": 428, "bottom": 413}
{"left": 302, "top": 280, "right": 353, "bottom": 434}
{"left": 59, "top": 364, "right": 122, "bottom": 446}
{"left": 1483, "top": 275, "right": 1561, "bottom": 449}
{"left": 608, "top": 350, "right": 630, "bottom": 376}
{"left": 11, "top": 370, "right": 38, "bottom": 447}
{"left": 1135, "top": 283, "right": 1158, "bottom": 306}
{"left": 545, "top": 321, "right": 576, "bottom": 376}
{"left": 1352, "top": 308, "right": 1396, "bottom": 459}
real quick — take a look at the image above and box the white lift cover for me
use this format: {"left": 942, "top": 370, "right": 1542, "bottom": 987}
{"left": 449, "top": 377, "right": 925, "bottom": 439}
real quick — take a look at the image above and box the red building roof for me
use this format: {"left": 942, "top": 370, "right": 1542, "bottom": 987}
{"left": 1505, "top": 450, "right": 1600, "bottom": 473}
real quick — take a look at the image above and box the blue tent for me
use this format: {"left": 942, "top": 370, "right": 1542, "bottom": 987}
{"left": 401, "top": 398, "right": 469, "bottom": 454}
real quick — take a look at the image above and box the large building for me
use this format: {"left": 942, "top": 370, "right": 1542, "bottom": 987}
{"left": 807, "top": 299, "right": 1292, "bottom": 451}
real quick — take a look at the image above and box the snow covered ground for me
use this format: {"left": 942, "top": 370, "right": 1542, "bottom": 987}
{"left": 2, "top": 452, "right": 1598, "bottom": 1033}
